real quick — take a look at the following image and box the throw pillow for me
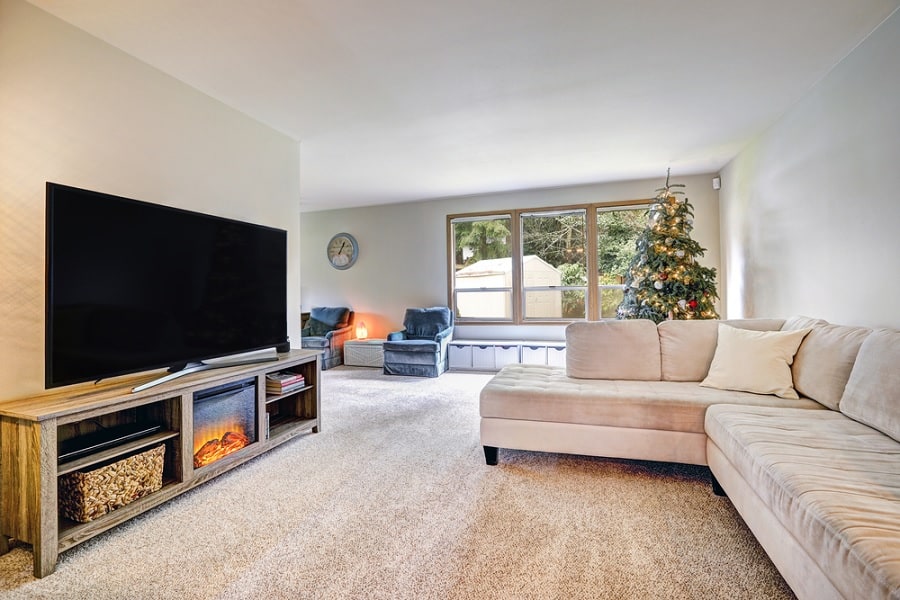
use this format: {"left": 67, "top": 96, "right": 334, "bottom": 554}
{"left": 306, "top": 317, "right": 332, "bottom": 337}
{"left": 700, "top": 324, "right": 812, "bottom": 399}
{"left": 311, "top": 306, "right": 350, "bottom": 328}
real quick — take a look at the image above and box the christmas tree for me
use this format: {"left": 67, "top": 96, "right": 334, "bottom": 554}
{"left": 616, "top": 171, "right": 719, "bottom": 322}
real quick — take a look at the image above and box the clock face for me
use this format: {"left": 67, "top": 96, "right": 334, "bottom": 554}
{"left": 326, "top": 233, "right": 358, "bottom": 270}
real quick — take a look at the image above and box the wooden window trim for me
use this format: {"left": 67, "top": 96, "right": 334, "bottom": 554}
{"left": 448, "top": 199, "right": 651, "bottom": 325}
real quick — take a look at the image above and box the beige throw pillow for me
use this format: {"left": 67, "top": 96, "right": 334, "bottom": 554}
{"left": 700, "top": 324, "right": 811, "bottom": 399}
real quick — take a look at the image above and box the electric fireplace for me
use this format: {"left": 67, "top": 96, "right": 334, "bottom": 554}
{"left": 193, "top": 378, "right": 257, "bottom": 468}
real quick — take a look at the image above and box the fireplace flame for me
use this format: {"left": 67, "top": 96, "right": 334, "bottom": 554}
{"left": 193, "top": 420, "right": 251, "bottom": 468}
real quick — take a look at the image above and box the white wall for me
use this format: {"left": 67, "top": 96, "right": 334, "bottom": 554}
{"left": 300, "top": 173, "right": 721, "bottom": 340}
{"left": 0, "top": 0, "right": 302, "bottom": 400}
{"left": 719, "top": 8, "right": 900, "bottom": 329}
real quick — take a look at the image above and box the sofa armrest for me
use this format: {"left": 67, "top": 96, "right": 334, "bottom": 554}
{"left": 325, "top": 324, "right": 354, "bottom": 349}
{"left": 434, "top": 327, "right": 453, "bottom": 343}
{"left": 434, "top": 328, "right": 453, "bottom": 361}
{"left": 387, "top": 330, "right": 407, "bottom": 341}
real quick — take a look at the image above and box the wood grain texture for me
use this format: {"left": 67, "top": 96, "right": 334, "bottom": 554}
{"left": 0, "top": 350, "right": 320, "bottom": 422}
{"left": 0, "top": 418, "right": 35, "bottom": 542}
{"left": 0, "top": 350, "right": 320, "bottom": 577}
{"left": 34, "top": 420, "right": 58, "bottom": 577}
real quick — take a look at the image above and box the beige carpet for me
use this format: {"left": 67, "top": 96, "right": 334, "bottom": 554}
{"left": 0, "top": 368, "right": 794, "bottom": 599}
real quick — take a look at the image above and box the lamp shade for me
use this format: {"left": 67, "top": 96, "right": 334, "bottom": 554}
{"left": 356, "top": 321, "right": 368, "bottom": 339}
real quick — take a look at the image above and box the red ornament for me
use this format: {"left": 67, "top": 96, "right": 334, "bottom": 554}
{"left": 659, "top": 272, "right": 668, "bottom": 280}
{"left": 688, "top": 300, "right": 698, "bottom": 309}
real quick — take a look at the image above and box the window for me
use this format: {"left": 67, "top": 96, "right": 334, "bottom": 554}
{"left": 449, "top": 201, "right": 649, "bottom": 323}
{"left": 597, "top": 206, "right": 648, "bottom": 317}
{"left": 521, "top": 209, "right": 587, "bottom": 320}
{"left": 450, "top": 214, "right": 513, "bottom": 320}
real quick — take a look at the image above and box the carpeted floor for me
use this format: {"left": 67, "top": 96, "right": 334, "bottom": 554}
{"left": 0, "top": 367, "right": 795, "bottom": 599}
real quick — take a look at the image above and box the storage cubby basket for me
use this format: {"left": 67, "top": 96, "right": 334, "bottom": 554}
{"left": 59, "top": 444, "right": 165, "bottom": 523}
{"left": 345, "top": 341, "right": 385, "bottom": 367}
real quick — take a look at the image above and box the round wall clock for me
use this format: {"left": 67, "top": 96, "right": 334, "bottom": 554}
{"left": 326, "top": 232, "right": 359, "bottom": 270}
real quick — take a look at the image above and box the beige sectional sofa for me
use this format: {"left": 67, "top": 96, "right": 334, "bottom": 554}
{"left": 479, "top": 317, "right": 899, "bottom": 599}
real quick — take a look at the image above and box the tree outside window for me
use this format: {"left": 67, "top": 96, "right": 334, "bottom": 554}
{"left": 521, "top": 210, "right": 587, "bottom": 320}
{"left": 451, "top": 215, "right": 513, "bottom": 320}
{"left": 448, "top": 201, "right": 652, "bottom": 323}
{"left": 597, "top": 207, "right": 648, "bottom": 317}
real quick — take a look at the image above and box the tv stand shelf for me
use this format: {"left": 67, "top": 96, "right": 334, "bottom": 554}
{"left": 57, "top": 429, "right": 180, "bottom": 476}
{"left": 0, "top": 349, "right": 320, "bottom": 578}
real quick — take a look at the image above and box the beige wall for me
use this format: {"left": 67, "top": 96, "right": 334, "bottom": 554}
{"left": 0, "top": 0, "right": 302, "bottom": 400}
{"left": 300, "top": 173, "right": 721, "bottom": 340}
{"left": 719, "top": 8, "right": 900, "bottom": 329}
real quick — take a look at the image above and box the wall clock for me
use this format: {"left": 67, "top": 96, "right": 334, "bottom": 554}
{"left": 326, "top": 232, "right": 359, "bottom": 270}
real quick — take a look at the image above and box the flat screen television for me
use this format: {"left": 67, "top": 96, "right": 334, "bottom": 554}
{"left": 46, "top": 182, "right": 288, "bottom": 390}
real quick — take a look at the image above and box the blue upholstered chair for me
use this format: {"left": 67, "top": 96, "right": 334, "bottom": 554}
{"left": 383, "top": 307, "right": 454, "bottom": 377}
{"left": 300, "top": 306, "right": 353, "bottom": 370}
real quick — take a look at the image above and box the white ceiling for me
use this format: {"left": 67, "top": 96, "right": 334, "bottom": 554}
{"left": 28, "top": 0, "right": 900, "bottom": 211}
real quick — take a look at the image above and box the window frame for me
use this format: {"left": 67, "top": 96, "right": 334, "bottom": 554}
{"left": 447, "top": 212, "right": 515, "bottom": 322}
{"left": 519, "top": 207, "right": 588, "bottom": 322}
{"left": 448, "top": 199, "right": 651, "bottom": 325}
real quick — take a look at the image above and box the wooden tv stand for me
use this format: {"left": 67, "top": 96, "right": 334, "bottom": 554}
{"left": 0, "top": 349, "right": 320, "bottom": 577}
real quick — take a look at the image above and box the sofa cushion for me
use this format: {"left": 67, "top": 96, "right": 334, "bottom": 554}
{"left": 658, "top": 320, "right": 720, "bottom": 381}
{"left": 840, "top": 329, "right": 900, "bottom": 442}
{"left": 700, "top": 324, "right": 811, "bottom": 399}
{"left": 310, "top": 306, "right": 351, "bottom": 328}
{"left": 566, "top": 319, "right": 661, "bottom": 380}
{"left": 705, "top": 405, "right": 900, "bottom": 600}
{"left": 781, "top": 315, "right": 828, "bottom": 332}
{"left": 481, "top": 364, "right": 822, "bottom": 433}
{"left": 789, "top": 322, "right": 871, "bottom": 410}
{"left": 658, "top": 318, "right": 785, "bottom": 382}
{"left": 403, "top": 307, "right": 452, "bottom": 339}
{"left": 383, "top": 339, "right": 439, "bottom": 353}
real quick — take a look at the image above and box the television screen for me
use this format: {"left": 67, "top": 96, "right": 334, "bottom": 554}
{"left": 46, "top": 182, "right": 288, "bottom": 388}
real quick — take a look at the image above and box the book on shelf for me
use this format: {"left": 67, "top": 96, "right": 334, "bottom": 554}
{"left": 266, "top": 371, "right": 305, "bottom": 393}
{"left": 266, "top": 380, "right": 305, "bottom": 394}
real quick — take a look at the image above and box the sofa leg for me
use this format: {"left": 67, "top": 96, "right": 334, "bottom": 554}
{"left": 710, "top": 473, "right": 727, "bottom": 497}
{"left": 483, "top": 446, "right": 499, "bottom": 465}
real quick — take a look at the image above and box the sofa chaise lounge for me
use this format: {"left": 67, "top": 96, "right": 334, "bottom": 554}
{"left": 479, "top": 317, "right": 899, "bottom": 599}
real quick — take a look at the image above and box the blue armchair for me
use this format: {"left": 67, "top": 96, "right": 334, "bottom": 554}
{"left": 383, "top": 307, "right": 454, "bottom": 377}
{"left": 300, "top": 306, "right": 354, "bottom": 370}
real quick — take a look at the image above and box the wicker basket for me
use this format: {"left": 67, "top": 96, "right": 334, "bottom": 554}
{"left": 59, "top": 444, "right": 165, "bottom": 523}
{"left": 344, "top": 340, "right": 385, "bottom": 367}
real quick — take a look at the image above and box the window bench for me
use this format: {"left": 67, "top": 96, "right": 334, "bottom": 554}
{"left": 448, "top": 340, "right": 566, "bottom": 371}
